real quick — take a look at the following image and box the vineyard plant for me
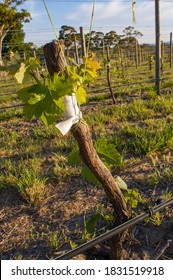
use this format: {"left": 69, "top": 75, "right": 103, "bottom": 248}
{"left": 0, "top": 43, "right": 173, "bottom": 259}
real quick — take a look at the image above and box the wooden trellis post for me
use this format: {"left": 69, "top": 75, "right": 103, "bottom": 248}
{"left": 161, "top": 41, "right": 164, "bottom": 71}
{"left": 155, "top": 0, "right": 161, "bottom": 94}
{"left": 170, "top": 32, "right": 172, "bottom": 68}
{"left": 74, "top": 36, "right": 79, "bottom": 64}
{"left": 80, "top": 26, "right": 86, "bottom": 58}
{"left": 106, "top": 46, "right": 116, "bottom": 104}
{"left": 135, "top": 40, "right": 138, "bottom": 68}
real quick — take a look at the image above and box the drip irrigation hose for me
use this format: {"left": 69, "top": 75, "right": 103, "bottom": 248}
{"left": 56, "top": 198, "right": 173, "bottom": 260}
{"left": 0, "top": 103, "right": 24, "bottom": 110}
{"left": 0, "top": 76, "right": 171, "bottom": 111}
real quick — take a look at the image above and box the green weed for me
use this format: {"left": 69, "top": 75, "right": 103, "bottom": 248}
{"left": 123, "top": 123, "right": 173, "bottom": 156}
{"left": 127, "top": 99, "right": 154, "bottom": 120}
{"left": 146, "top": 212, "right": 164, "bottom": 226}
{"left": 0, "top": 157, "right": 48, "bottom": 204}
{"left": 17, "top": 170, "right": 48, "bottom": 204}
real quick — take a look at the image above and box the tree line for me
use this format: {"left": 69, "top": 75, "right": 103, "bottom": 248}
{"left": 0, "top": 0, "right": 145, "bottom": 65}
{"left": 58, "top": 25, "right": 143, "bottom": 54}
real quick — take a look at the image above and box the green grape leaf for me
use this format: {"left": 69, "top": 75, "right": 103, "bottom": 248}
{"left": 124, "top": 188, "right": 142, "bottom": 209}
{"left": 95, "top": 138, "right": 122, "bottom": 167}
{"left": 68, "top": 147, "right": 81, "bottom": 166}
{"left": 17, "top": 84, "right": 48, "bottom": 102}
{"left": 14, "top": 58, "right": 39, "bottom": 84}
{"left": 115, "top": 176, "right": 128, "bottom": 190}
{"left": 23, "top": 103, "right": 42, "bottom": 120}
{"left": 18, "top": 83, "right": 65, "bottom": 124}
{"left": 131, "top": 199, "right": 138, "bottom": 208}
{"left": 25, "top": 58, "right": 40, "bottom": 69}
{"left": 52, "top": 97, "right": 65, "bottom": 111}
{"left": 42, "top": 94, "right": 64, "bottom": 116}
{"left": 49, "top": 73, "right": 73, "bottom": 98}
{"left": 76, "top": 86, "right": 87, "bottom": 105}
{"left": 67, "top": 65, "right": 82, "bottom": 83}
{"left": 28, "top": 93, "right": 45, "bottom": 105}
{"left": 104, "top": 214, "right": 114, "bottom": 222}
{"left": 14, "top": 63, "right": 31, "bottom": 84}
{"left": 81, "top": 165, "right": 101, "bottom": 186}
{"left": 69, "top": 240, "right": 78, "bottom": 250}
{"left": 40, "top": 113, "right": 59, "bottom": 125}
{"left": 85, "top": 213, "right": 101, "bottom": 234}
{"left": 85, "top": 69, "right": 97, "bottom": 79}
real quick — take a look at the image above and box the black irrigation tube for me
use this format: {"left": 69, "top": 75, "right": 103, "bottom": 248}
{"left": 0, "top": 103, "right": 24, "bottom": 110}
{"left": 56, "top": 198, "right": 173, "bottom": 260}
{"left": 87, "top": 76, "right": 172, "bottom": 95}
{"left": 0, "top": 84, "right": 16, "bottom": 89}
{"left": 87, "top": 79, "right": 156, "bottom": 95}
{"left": 0, "top": 76, "right": 172, "bottom": 111}
{"left": 0, "top": 92, "right": 17, "bottom": 96}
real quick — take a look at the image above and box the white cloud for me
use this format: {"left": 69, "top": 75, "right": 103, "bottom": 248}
{"left": 65, "top": 1, "right": 173, "bottom": 44}
{"left": 160, "top": 2, "right": 173, "bottom": 23}
{"left": 23, "top": 1, "right": 173, "bottom": 46}
{"left": 24, "top": 0, "right": 44, "bottom": 19}
{"left": 25, "top": 0, "right": 36, "bottom": 10}
{"left": 66, "top": 2, "right": 128, "bottom": 22}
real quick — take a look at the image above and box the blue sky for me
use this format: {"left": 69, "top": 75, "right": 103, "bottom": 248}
{"left": 22, "top": 0, "right": 173, "bottom": 46}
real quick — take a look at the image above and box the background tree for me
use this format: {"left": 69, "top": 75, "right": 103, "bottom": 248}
{"left": 2, "top": 22, "right": 35, "bottom": 59}
{"left": 94, "top": 31, "right": 104, "bottom": 49}
{"left": 59, "top": 25, "right": 79, "bottom": 57}
{"left": 119, "top": 26, "right": 143, "bottom": 49}
{"left": 86, "top": 31, "right": 104, "bottom": 51}
{"left": 0, "top": 0, "right": 31, "bottom": 65}
{"left": 2, "top": 23, "right": 25, "bottom": 54}
{"left": 85, "top": 30, "right": 96, "bottom": 51}
{"left": 104, "top": 31, "right": 120, "bottom": 48}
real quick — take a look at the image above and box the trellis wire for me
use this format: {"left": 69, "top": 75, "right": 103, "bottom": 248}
{"left": 0, "top": 76, "right": 172, "bottom": 111}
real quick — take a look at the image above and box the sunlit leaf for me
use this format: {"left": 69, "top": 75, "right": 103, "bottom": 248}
{"left": 76, "top": 86, "right": 87, "bottom": 105}
{"left": 104, "top": 214, "right": 114, "bottom": 222}
{"left": 115, "top": 176, "right": 128, "bottom": 190}
{"left": 28, "top": 93, "right": 45, "bottom": 105}
{"left": 49, "top": 73, "right": 73, "bottom": 99}
{"left": 18, "top": 83, "right": 65, "bottom": 124}
{"left": 14, "top": 63, "right": 30, "bottom": 84}
{"left": 85, "top": 53, "right": 101, "bottom": 72}
{"left": 86, "top": 59, "right": 101, "bottom": 72}
{"left": 81, "top": 165, "right": 101, "bottom": 186}
{"left": 95, "top": 138, "right": 122, "bottom": 167}
{"left": 17, "top": 84, "right": 48, "bottom": 102}
{"left": 26, "top": 57, "right": 40, "bottom": 69}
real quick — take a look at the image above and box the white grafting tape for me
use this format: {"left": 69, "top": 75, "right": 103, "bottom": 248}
{"left": 55, "top": 93, "right": 82, "bottom": 135}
